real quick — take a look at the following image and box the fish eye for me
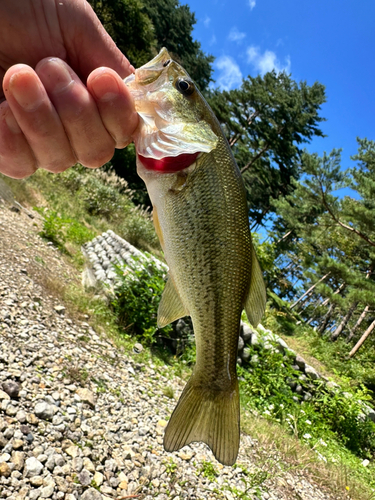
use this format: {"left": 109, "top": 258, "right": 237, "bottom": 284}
{"left": 175, "top": 77, "right": 195, "bottom": 96}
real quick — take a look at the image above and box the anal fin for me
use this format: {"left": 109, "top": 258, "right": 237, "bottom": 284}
{"left": 245, "top": 244, "right": 267, "bottom": 327}
{"left": 157, "top": 277, "right": 188, "bottom": 328}
{"left": 163, "top": 375, "right": 240, "bottom": 466}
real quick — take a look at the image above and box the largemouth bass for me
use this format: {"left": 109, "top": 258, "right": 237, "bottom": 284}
{"left": 124, "top": 48, "right": 266, "bottom": 466}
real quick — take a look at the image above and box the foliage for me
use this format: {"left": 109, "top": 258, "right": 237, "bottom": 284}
{"left": 33, "top": 207, "right": 95, "bottom": 252}
{"left": 88, "top": 0, "right": 156, "bottom": 69}
{"left": 26, "top": 166, "right": 160, "bottom": 256}
{"left": 238, "top": 341, "right": 375, "bottom": 459}
{"left": 270, "top": 140, "right": 375, "bottom": 345}
{"left": 196, "top": 460, "right": 218, "bottom": 480}
{"left": 142, "top": 0, "right": 213, "bottom": 91}
{"left": 88, "top": 0, "right": 213, "bottom": 90}
{"left": 207, "top": 72, "right": 326, "bottom": 229}
{"left": 110, "top": 257, "right": 172, "bottom": 344}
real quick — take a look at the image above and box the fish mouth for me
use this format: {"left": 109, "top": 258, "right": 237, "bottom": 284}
{"left": 124, "top": 48, "right": 174, "bottom": 88}
{"left": 125, "top": 48, "right": 218, "bottom": 161}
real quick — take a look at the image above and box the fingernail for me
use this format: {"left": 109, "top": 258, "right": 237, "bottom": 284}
{"left": 5, "top": 111, "right": 22, "bottom": 134}
{"left": 37, "top": 58, "right": 74, "bottom": 94}
{"left": 91, "top": 71, "right": 120, "bottom": 102}
{"left": 9, "top": 72, "right": 45, "bottom": 111}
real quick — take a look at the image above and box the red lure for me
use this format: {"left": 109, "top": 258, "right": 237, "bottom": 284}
{"left": 138, "top": 152, "right": 199, "bottom": 173}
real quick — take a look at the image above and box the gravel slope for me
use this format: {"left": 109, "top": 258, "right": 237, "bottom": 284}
{"left": 0, "top": 195, "right": 343, "bottom": 500}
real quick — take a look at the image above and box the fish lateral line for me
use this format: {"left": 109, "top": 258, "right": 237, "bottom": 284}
{"left": 138, "top": 152, "right": 200, "bottom": 173}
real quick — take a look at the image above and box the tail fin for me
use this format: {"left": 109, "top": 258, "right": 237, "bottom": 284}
{"left": 163, "top": 375, "right": 240, "bottom": 466}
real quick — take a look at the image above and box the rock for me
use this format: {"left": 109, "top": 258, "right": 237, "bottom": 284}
{"left": 54, "top": 305, "right": 66, "bottom": 314}
{"left": 295, "top": 355, "right": 306, "bottom": 370}
{"left": 66, "top": 445, "right": 80, "bottom": 458}
{"left": 83, "top": 457, "right": 95, "bottom": 473}
{"left": 19, "top": 424, "right": 30, "bottom": 435}
{"left": 0, "top": 462, "right": 11, "bottom": 477}
{"left": 29, "top": 489, "right": 42, "bottom": 500}
{"left": 76, "top": 387, "right": 96, "bottom": 408}
{"left": 25, "top": 457, "right": 44, "bottom": 477}
{"left": 11, "top": 451, "right": 25, "bottom": 470}
{"left": 0, "top": 452, "right": 10, "bottom": 463}
{"left": 45, "top": 455, "right": 55, "bottom": 471}
{"left": 0, "top": 389, "right": 10, "bottom": 400}
{"left": 133, "top": 342, "right": 143, "bottom": 354}
{"left": 238, "top": 336, "right": 245, "bottom": 350}
{"left": 81, "top": 488, "right": 103, "bottom": 500}
{"left": 93, "top": 471, "right": 104, "bottom": 486}
{"left": 178, "top": 450, "right": 194, "bottom": 460}
{"left": 30, "top": 476, "right": 44, "bottom": 487}
{"left": 276, "top": 338, "right": 289, "bottom": 352}
{"left": 26, "top": 413, "right": 39, "bottom": 425}
{"left": 34, "top": 402, "right": 55, "bottom": 420}
{"left": 305, "top": 364, "right": 320, "bottom": 380}
{"left": 55, "top": 476, "right": 69, "bottom": 493}
{"left": 119, "top": 479, "right": 129, "bottom": 489}
{"left": 16, "top": 410, "right": 27, "bottom": 423}
{"left": 367, "top": 408, "right": 375, "bottom": 423}
{"left": 242, "top": 347, "right": 251, "bottom": 362}
{"left": 303, "top": 392, "right": 313, "bottom": 401}
{"left": 72, "top": 456, "right": 83, "bottom": 472}
{"left": 39, "top": 481, "right": 55, "bottom": 498}
{"left": 6, "top": 403, "right": 18, "bottom": 416}
{"left": 79, "top": 468, "right": 92, "bottom": 486}
{"left": 2, "top": 380, "right": 20, "bottom": 399}
{"left": 12, "top": 438, "right": 24, "bottom": 449}
{"left": 326, "top": 381, "right": 339, "bottom": 391}
{"left": 250, "top": 332, "right": 260, "bottom": 347}
{"left": 249, "top": 354, "right": 259, "bottom": 366}
{"left": 241, "top": 323, "right": 254, "bottom": 342}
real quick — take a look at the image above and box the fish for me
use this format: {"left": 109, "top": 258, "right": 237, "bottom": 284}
{"left": 124, "top": 48, "right": 266, "bottom": 466}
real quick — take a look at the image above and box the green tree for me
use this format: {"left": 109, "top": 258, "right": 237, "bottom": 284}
{"left": 271, "top": 142, "right": 375, "bottom": 343}
{"left": 142, "top": 0, "right": 214, "bottom": 91}
{"left": 89, "top": 0, "right": 156, "bottom": 68}
{"left": 207, "top": 72, "right": 326, "bottom": 229}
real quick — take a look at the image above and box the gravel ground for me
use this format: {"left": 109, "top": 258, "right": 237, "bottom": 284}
{"left": 0, "top": 194, "right": 344, "bottom": 500}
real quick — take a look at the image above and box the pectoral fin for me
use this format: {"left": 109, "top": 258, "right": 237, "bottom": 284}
{"left": 245, "top": 245, "right": 267, "bottom": 327}
{"left": 157, "top": 277, "right": 188, "bottom": 328}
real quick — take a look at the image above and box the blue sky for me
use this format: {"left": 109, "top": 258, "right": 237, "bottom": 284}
{"left": 185, "top": 0, "right": 375, "bottom": 176}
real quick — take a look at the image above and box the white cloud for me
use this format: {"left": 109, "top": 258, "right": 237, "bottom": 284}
{"left": 214, "top": 55, "right": 243, "bottom": 90}
{"left": 249, "top": 0, "right": 256, "bottom": 10}
{"left": 209, "top": 34, "right": 217, "bottom": 46}
{"left": 203, "top": 16, "right": 211, "bottom": 28}
{"left": 247, "top": 45, "right": 291, "bottom": 75}
{"left": 228, "top": 27, "right": 246, "bottom": 43}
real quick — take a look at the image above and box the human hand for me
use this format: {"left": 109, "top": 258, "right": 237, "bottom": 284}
{"left": 0, "top": 0, "right": 139, "bottom": 179}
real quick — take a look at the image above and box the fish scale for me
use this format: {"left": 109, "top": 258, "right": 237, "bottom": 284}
{"left": 125, "top": 48, "right": 266, "bottom": 465}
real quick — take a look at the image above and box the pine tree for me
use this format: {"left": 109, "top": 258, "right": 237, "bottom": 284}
{"left": 271, "top": 141, "right": 375, "bottom": 344}
{"left": 207, "top": 72, "right": 326, "bottom": 228}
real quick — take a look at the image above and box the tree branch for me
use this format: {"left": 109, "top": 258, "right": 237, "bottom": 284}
{"left": 319, "top": 182, "right": 375, "bottom": 248}
{"left": 241, "top": 144, "right": 269, "bottom": 174}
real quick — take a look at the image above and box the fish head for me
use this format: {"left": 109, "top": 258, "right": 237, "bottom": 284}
{"left": 124, "top": 48, "right": 218, "bottom": 166}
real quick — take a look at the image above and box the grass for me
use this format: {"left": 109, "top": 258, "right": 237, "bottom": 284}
{"left": 242, "top": 412, "right": 375, "bottom": 500}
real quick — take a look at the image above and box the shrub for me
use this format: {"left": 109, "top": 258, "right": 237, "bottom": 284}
{"left": 239, "top": 343, "right": 375, "bottom": 458}
{"left": 110, "top": 257, "right": 172, "bottom": 344}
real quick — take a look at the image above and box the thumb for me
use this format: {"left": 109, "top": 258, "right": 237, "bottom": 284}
{"left": 58, "top": 0, "right": 135, "bottom": 81}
